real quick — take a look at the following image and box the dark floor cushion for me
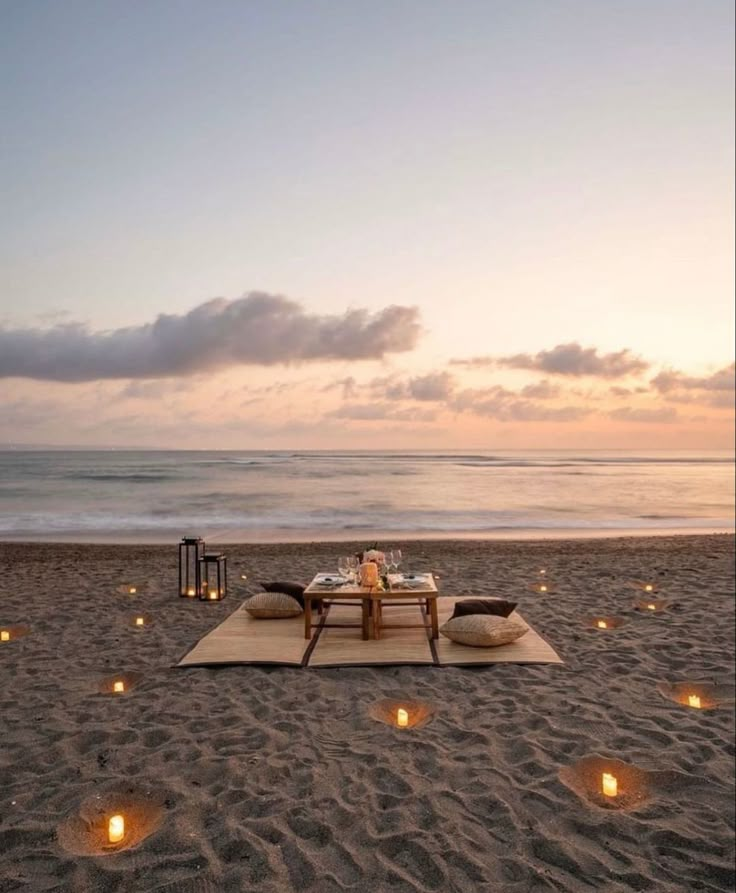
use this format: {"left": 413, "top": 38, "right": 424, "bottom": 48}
{"left": 259, "top": 581, "right": 307, "bottom": 608}
{"left": 450, "top": 598, "right": 517, "bottom": 620}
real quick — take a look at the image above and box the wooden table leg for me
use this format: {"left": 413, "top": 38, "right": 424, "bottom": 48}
{"left": 361, "top": 599, "right": 370, "bottom": 640}
{"left": 304, "top": 598, "right": 312, "bottom": 639}
{"left": 429, "top": 598, "right": 439, "bottom": 639}
{"left": 372, "top": 599, "right": 381, "bottom": 640}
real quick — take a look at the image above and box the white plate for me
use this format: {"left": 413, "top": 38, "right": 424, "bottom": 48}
{"left": 315, "top": 574, "right": 348, "bottom": 584}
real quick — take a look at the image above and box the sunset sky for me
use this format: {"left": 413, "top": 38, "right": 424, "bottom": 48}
{"left": 1, "top": 1, "right": 733, "bottom": 449}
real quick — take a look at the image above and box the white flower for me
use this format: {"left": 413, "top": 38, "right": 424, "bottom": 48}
{"left": 364, "top": 549, "right": 385, "bottom": 564}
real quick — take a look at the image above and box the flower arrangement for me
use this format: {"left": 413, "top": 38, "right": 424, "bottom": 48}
{"left": 357, "top": 543, "right": 385, "bottom": 565}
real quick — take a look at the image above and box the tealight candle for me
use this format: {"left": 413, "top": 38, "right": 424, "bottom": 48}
{"left": 688, "top": 694, "right": 701, "bottom": 709}
{"left": 647, "top": 603, "right": 657, "bottom": 611}
{"left": 397, "top": 708, "right": 409, "bottom": 728}
{"left": 602, "top": 772, "right": 618, "bottom": 797}
{"left": 129, "top": 587, "right": 137, "bottom": 594}
{"left": 539, "top": 569, "right": 547, "bottom": 576}
{"left": 539, "top": 584, "right": 547, "bottom": 593}
{"left": 135, "top": 617, "right": 144, "bottom": 626}
{"left": 187, "top": 588, "right": 195, "bottom": 597}
{"left": 597, "top": 620, "right": 608, "bottom": 629}
{"left": 644, "top": 584, "right": 653, "bottom": 592}
{"left": 209, "top": 591, "right": 218, "bottom": 600}
{"left": 108, "top": 814, "right": 125, "bottom": 843}
{"left": 113, "top": 681, "right": 125, "bottom": 693}
{"left": 0, "top": 630, "right": 9, "bottom": 642}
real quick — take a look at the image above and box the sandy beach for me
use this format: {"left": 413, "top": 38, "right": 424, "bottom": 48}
{"left": 1, "top": 534, "right": 734, "bottom": 893}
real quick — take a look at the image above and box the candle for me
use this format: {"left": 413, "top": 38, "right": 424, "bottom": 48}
{"left": 397, "top": 708, "right": 409, "bottom": 728}
{"left": 647, "top": 603, "right": 656, "bottom": 611}
{"left": 644, "top": 584, "right": 653, "bottom": 592}
{"left": 602, "top": 773, "right": 618, "bottom": 797}
{"left": 539, "top": 569, "right": 546, "bottom": 576}
{"left": 539, "top": 584, "right": 547, "bottom": 593}
{"left": 187, "top": 588, "right": 195, "bottom": 597}
{"left": 359, "top": 562, "right": 379, "bottom": 587}
{"left": 135, "top": 617, "right": 144, "bottom": 626}
{"left": 0, "top": 630, "right": 9, "bottom": 642}
{"left": 108, "top": 814, "right": 125, "bottom": 843}
{"left": 209, "top": 591, "right": 218, "bottom": 600}
{"left": 688, "top": 694, "right": 701, "bottom": 709}
{"left": 129, "top": 587, "right": 136, "bottom": 594}
{"left": 597, "top": 620, "right": 608, "bottom": 629}
{"left": 113, "top": 681, "right": 125, "bottom": 693}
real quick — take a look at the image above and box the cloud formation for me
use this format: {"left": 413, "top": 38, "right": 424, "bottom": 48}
{"left": 651, "top": 363, "right": 735, "bottom": 394}
{"left": 0, "top": 292, "right": 422, "bottom": 382}
{"left": 451, "top": 343, "right": 648, "bottom": 378}
{"left": 496, "top": 343, "right": 649, "bottom": 378}
{"left": 451, "top": 386, "right": 591, "bottom": 422}
{"left": 369, "top": 371, "right": 456, "bottom": 402}
{"left": 520, "top": 379, "right": 560, "bottom": 399}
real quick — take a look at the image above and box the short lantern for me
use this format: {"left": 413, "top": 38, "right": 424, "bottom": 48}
{"left": 179, "top": 536, "right": 205, "bottom": 598}
{"left": 199, "top": 553, "right": 227, "bottom": 601}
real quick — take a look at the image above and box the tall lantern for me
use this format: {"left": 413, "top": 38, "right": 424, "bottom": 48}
{"left": 179, "top": 536, "right": 205, "bottom": 597}
{"left": 199, "top": 553, "right": 227, "bottom": 601}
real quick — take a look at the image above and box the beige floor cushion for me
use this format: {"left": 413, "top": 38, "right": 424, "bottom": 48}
{"left": 440, "top": 614, "right": 528, "bottom": 647}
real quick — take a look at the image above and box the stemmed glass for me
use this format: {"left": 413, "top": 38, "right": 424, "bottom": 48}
{"left": 392, "top": 549, "right": 403, "bottom": 574}
{"left": 337, "top": 557, "right": 351, "bottom": 581}
{"left": 346, "top": 555, "right": 359, "bottom": 583}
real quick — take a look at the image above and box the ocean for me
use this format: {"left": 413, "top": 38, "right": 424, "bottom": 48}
{"left": 0, "top": 449, "right": 733, "bottom": 542}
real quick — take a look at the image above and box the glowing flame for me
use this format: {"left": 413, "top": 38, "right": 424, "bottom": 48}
{"left": 397, "top": 708, "right": 409, "bottom": 728}
{"left": 539, "top": 584, "right": 547, "bottom": 593}
{"left": 647, "top": 603, "right": 656, "bottom": 611}
{"left": 135, "top": 617, "right": 144, "bottom": 626}
{"left": 644, "top": 584, "right": 653, "bottom": 592}
{"left": 128, "top": 587, "right": 137, "bottom": 594}
{"left": 108, "top": 814, "right": 125, "bottom": 843}
{"left": 113, "top": 681, "right": 125, "bottom": 693}
{"left": 688, "top": 694, "right": 701, "bottom": 709}
{"left": 602, "top": 773, "right": 618, "bottom": 797}
{"left": 597, "top": 620, "right": 608, "bottom": 629}
{"left": 0, "top": 630, "right": 9, "bottom": 642}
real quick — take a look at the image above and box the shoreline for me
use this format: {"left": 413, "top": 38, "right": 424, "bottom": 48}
{"left": 1, "top": 525, "right": 733, "bottom": 545}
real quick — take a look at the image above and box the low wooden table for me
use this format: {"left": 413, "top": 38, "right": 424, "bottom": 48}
{"left": 303, "top": 574, "right": 439, "bottom": 641}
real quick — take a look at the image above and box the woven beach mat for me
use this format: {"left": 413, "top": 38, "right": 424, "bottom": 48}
{"left": 176, "top": 599, "right": 563, "bottom": 668}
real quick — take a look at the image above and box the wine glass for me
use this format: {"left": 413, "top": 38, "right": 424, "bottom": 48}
{"left": 347, "top": 555, "right": 359, "bottom": 583}
{"left": 393, "top": 549, "right": 403, "bottom": 573}
{"left": 338, "top": 556, "right": 350, "bottom": 580}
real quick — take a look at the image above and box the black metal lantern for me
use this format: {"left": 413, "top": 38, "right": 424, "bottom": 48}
{"left": 199, "top": 553, "right": 227, "bottom": 601}
{"left": 179, "top": 537, "right": 205, "bottom": 597}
